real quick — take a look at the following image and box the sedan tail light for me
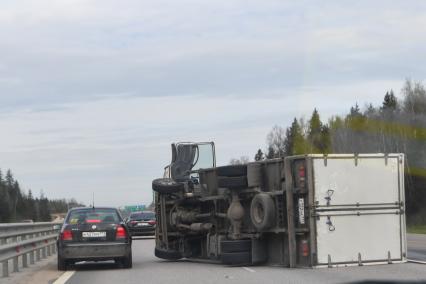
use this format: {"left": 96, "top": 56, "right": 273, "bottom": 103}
{"left": 116, "top": 225, "right": 127, "bottom": 239}
{"left": 148, "top": 220, "right": 156, "bottom": 225}
{"left": 61, "top": 229, "right": 73, "bottom": 241}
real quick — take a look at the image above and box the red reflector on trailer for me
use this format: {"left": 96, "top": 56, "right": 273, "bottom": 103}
{"left": 299, "top": 165, "right": 305, "bottom": 178}
{"left": 301, "top": 240, "right": 309, "bottom": 257}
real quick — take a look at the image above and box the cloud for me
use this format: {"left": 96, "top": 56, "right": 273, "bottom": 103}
{"left": 0, "top": 80, "right": 403, "bottom": 205}
{"left": 0, "top": 0, "right": 424, "bottom": 205}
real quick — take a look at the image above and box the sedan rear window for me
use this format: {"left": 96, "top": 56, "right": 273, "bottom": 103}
{"left": 67, "top": 209, "right": 120, "bottom": 224}
{"left": 130, "top": 212, "right": 155, "bottom": 220}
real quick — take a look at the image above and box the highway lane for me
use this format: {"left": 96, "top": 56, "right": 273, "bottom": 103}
{"left": 408, "top": 234, "right": 426, "bottom": 262}
{"left": 62, "top": 236, "right": 426, "bottom": 284}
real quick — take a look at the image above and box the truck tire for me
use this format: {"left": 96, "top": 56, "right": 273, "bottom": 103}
{"left": 221, "top": 252, "right": 251, "bottom": 265}
{"left": 218, "top": 176, "right": 248, "bottom": 189}
{"left": 155, "top": 247, "right": 183, "bottom": 260}
{"left": 250, "top": 193, "right": 276, "bottom": 231}
{"left": 216, "top": 165, "right": 247, "bottom": 177}
{"left": 247, "top": 163, "right": 263, "bottom": 188}
{"left": 152, "top": 178, "right": 184, "bottom": 194}
{"left": 221, "top": 239, "right": 251, "bottom": 253}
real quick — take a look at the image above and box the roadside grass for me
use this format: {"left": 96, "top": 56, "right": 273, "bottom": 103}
{"left": 407, "top": 225, "right": 426, "bottom": 234}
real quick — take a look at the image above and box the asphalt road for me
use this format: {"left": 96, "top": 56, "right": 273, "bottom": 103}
{"left": 61, "top": 236, "right": 426, "bottom": 284}
{"left": 408, "top": 234, "right": 426, "bottom": 262}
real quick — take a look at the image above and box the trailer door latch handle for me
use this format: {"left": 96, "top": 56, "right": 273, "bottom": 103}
{"left": 325, "top": 189, "right": 334, "bottom": 206}
{"left": 326, "top": 216, "right": 335, "bottom": 231}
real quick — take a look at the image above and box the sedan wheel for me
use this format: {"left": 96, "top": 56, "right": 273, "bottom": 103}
{"left": 121, "top": 251, "right": 133, "bottom": 268}
{"left": 57, "top": 255, "right": 67, "bottom": 271}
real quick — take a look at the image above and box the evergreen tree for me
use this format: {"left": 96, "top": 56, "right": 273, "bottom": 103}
{"left": 13, "top": 181, "right": 24, "bottom": 220}
{"left": 0, "top": 175, "right": 11, "bottom": 222}
{"left": 382, "top": 90, "right": 397, "bottom": 111}
{"left": 308, "top": 109, "right": 331, "bottom": 153}
{"left": 266, "top": 146, "right": 275, "bottom": 159}
{"left": 0, "top": 168, "right": 84, "bottom": 222}
{"left": 307, "top": 109, "right": 325, "bottom": 152}
{"left": 38, "top": 192, "right": 51, "bottom": 222}
{"left": 350, "top": 103, "right": 361, "bottom": 117}
{"left": 284, "top": 118, "right": 307, "bottom": 155}
{"left": 25, "top": 190, "right": 38, "bottom": 221}
{"left": 254, "top": 149, "right": 264, "bottom": 161}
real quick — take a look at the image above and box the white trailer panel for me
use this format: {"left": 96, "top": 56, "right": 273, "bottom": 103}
{"left": 310, "top": 154, "right": 406, "bottom": 266}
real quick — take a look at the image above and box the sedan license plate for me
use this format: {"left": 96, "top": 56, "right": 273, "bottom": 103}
{"left": 137, "top": 222, "right": 149, "bottom": 226}
{"left": 82, "top": 231, "right": 106, "bottom": 238}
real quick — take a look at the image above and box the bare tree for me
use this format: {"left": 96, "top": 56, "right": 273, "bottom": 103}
{"left": 229, "top": 156, "right": 250, "bottom": 165}
{"left": 266, "top": 125, "right": 286, "bottom": 157}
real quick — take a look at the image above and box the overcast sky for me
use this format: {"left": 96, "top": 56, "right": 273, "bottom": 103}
{"left": 1, "top": 0, "right": 425, "bottom": 207}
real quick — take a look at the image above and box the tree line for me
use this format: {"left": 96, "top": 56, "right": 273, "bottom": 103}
{"left": 251, "top": 79, "right": 426, "bottom": 225}
{"left": 0, "top": 169, "right": 84, "bottom": 223}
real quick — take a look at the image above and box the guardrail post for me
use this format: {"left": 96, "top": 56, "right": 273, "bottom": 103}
{"left": 13, "top": 256, "right": 19, "bottom": 272}
{"left": 42, "top": 247, "right": 47, "bottom": 259}
{"left": 29, "top": 251, "right": 35, "bottom": 265}
{"left": 36, "top": 248, "right": 41, "bottom": 261}
{"left": 2, "top": 261, "right": 8, "bottom": 277}
{"left": 22, "top": 253, "right": 28, "bottom": 268}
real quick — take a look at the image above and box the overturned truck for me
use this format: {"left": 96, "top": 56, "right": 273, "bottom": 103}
{"left": 152, "top": 142, "right": 407, "bottom": 268}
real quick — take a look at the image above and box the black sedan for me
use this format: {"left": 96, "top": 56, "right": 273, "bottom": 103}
{"left": 126, "top": 211, "right": 156, "bottom": 236}
{"left": 57, "top": 207, "right": 132, "bottom": 270}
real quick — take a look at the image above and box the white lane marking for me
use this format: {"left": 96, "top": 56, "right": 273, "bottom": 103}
{"left": 53, "top": 271, "right": 76, "bottom": 284}
{"left": 408, "top": 259, "right": 426, "bottom": 264}
{"left": 242, "top": 266, "right": 256, "bottom": 273}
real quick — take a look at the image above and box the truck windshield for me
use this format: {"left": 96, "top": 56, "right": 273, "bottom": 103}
{"left": 193, "top": 143, "right": 214, "bottom": 170}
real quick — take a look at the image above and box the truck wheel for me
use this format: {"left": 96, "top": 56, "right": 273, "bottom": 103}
{"left": 217, "top": 176, "right": 247, "bottom": 189}
{"left": 221, "top": 239, "right": 251, "bottom": 253}
{"left": 152, "top": 178, "right": 184, "bottom": 194}
{"left": 247, "top": 163, "right": 263, "bottom": 188}
{"left": 155, "top": 247, "right": 182, "bottom": 260}
{"left": 250, "top": 193, "right": 276, "bottom": 231}
{"left": 221, "top": 252, "right": 251, "bottom": 265}
{"left": 216, "top": 165, "right": 247, "bottom": 177}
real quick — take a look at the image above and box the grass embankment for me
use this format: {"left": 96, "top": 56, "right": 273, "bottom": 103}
{"left": 407, "top": 225, "right": 426, "bottom": 234}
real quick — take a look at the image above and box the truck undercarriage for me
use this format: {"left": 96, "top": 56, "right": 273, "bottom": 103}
{"left": 152, "top": 142, "right": 407, "bottom": 267}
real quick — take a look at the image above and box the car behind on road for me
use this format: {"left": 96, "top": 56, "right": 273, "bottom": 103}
{"left": 126, "top": 211, "right": 156, "bottom": 236}
{"left": 57, "top": 207, "right": 132, "bottom": 270}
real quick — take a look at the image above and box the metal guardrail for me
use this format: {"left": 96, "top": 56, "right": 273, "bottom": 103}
{"left": 0, "top": 222, "right": 61, "bottom": 278}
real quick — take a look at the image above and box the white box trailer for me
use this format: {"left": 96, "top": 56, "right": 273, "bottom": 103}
{"left": 285, "top": 154, "right": 407, "bottom": 267}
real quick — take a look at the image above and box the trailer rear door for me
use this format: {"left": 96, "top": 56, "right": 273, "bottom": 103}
{"left": 311, "top": 154, "right": 407, "bottom": 267}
